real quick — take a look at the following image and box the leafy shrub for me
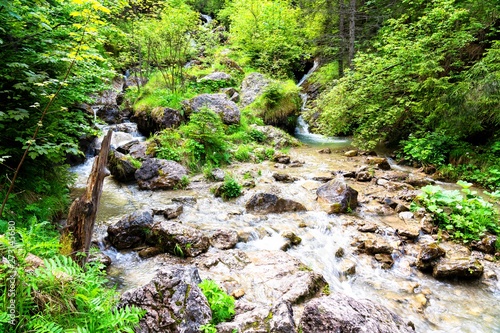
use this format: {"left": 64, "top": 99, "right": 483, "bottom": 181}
{"left": 412, "top": 181, "right": 500, "bottom": 244}
{"left": 198, "top": 279, "right": 235, "bottom": 325}
{"left": 180, "top": 108, "right": 230, "bottom": 168}
{"left": 212, "top": 176, "right": 242, "bottom": 200}
{"left": 234, "top": 145, "right": 252, "bottom": 162}
{"left": 0, "top": 247, "right": 144, "bottom": 332}
{"left": 399, "top": 131, "right": 456, "bottom": 167}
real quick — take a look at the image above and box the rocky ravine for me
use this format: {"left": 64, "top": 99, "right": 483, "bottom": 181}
{"left": 96, "top": 143, "right": 500, "bottom": 333}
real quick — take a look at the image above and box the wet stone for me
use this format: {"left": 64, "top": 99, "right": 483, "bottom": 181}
{"left": 374, "top": 253, "right": 394, "bottom": 269}
{"left": 338, "top": 259, "right": 356, "bottom": 277}
{"left": 432, "top": 258, "right": 484, "bottom": 279}
{"left": 273, "top": 172, "right": 297, "bottom": 183}
{"left": 318, "top": 148, "right": 331, "bottom": 154}
{"left": 416, "top": 243, "right": 445, "bottom": 271}
{"left": 344, "top": 150, "right": 358, "bottom": 157}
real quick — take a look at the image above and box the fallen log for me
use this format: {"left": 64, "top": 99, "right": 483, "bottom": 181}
{"left": 61, "top": 129, "right": 112, "bottom": 266}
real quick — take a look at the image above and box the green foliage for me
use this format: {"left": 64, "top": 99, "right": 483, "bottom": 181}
{"left": 313, "top": 0, "right": 500, "bottom": 150}
{"left": 250, "top": 79, "right": 301, "bottom": 131}
{"left": 234, "top": 145, "right": 252, "bottom": 162}
{"left": 221, "top": 0, "right": 311, "bottom": 78}
{"left": 198, "top": 279, "right": 235, "bottom": 325}
{"left": 399, "top": 131, "right": 457, "bottom": 167}
{"left": 180, "top": 108, "right": 230, "bottom": 168}
{"left": 0, "top": 243, "right": 144, "bottom": 333}
{"left": 217, "top": 176, "right": 243, "bottom": 200}
{"left": 133, "top": 1, "right": 199, "bottom": 92}
{"left": 413, "top": 181, "right": 500, "bottom": 244}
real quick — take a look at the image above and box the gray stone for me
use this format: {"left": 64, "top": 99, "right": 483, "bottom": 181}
{"left": 183, "top": 93, "right": 240, "bottom": 125}
{"left": 200, "top": 71, "right": 232, "bottom": 82}
{"left": 210, "top": 229, "right": 238, "bottom": 250}
{"left": 299, "top": 294, "right": 415, "bottom": 333}
{"left": 240, "top": 72, "right": 271, "bottom": 107}
{"left": 118, "top": 266, "right": 211, "bottom": 333}
{"left": 149, "top": 221, "right": 210, "bottom": 258}
{"left": 135, "top": 158, "right": 188, "bottom": 190}
{"left": 316, "top": 178, "right": 358, "bottom": 214}
{"left": 107, "top": 210, "right": 154, "bottom": 250}
{"left": 272, "top": 172, "right": 297, "bottom": 183}
{"left": 107, "top": 150, "right": 138, "bottom": 182}
{"left": 245, "top": 192, "right": 307, "bottom": 214}
{"left": 433, "top": 258, "right": 484, "bottom": 279}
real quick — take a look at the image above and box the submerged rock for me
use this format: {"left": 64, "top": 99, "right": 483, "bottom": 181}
{"left": 299, "top": 294, "right": 415, "bottom": 333}
{"left": 245, "top": 192, "right": 307, "bottom": 214}
{"left": 316, "top": 178, "right": 358, "bottom": 214}
{"left": 135, "top": 158, "right": 188, "bottom": 190}
{"left": 118, "top": 266, "right": 211, "bottom": 333}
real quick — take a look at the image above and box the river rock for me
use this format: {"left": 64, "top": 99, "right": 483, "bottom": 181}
{"left": 416, "top": 243, "right": 445, "bottom": 271}
{"left": 318, "top": 148, "right": 331, "bottom": 154}
{"left": 357, "top": 233, "right": 394, "bottom": 255}
{"left": 117, "top": 140, "right": 149, "bottom": 160}
{"left": 272, "top": 153, "right": 291, "bottom": 164}
{"left": 240, "top": 72, "right": 271, "bottom": 107}
{"left": 405, "top": 173, "right": 434, "bottom": 187}
{"left": 148, "top": 221, "right": 210, "bottom": 257}
{"left": 272, "top": 172, "right": 297, "bottom": 183}
{"left": 245, "top": 192, "right": 307, "bottom": 214}
{"left": 299, "top": 294, "right": 415, "bottom": 333}
{"left": 432, "top": 258, "right": 484, "bottom": 279}
{"left": 194, "top": 249, "right": 326, "bottom": 307}
{"left": 472, "top": 235, "right": 498, "bottom": 254}
{"left": 182, "top": 93, "right": 240, "bottom": 125}
{"left": 344, "top": 150, "right": 358, "bottom": 157}
{"left": 132, "top": 107, "right": 183, "bottom": 137}
{"left": 356, "top": 170, "right": 372, "bottom": 182}
{"left": 216, "top": 301, "right": 296, "bottom": 333}
{"left": 316, "top": 178, "right": 358, "bottom": 214}
{"left": 152, "top": 204, "right": 183, "bottom": 220}
{"left": 118, "top": 266, "right": 211, "bottom": 333}
{"left": 107, "top": 210, "right": 154, "bottom": 250}
{"left": 210, "top": 229, "right": 238, "bottom": 250}
{"left": 107, "top": 150, "right": 138, "bottom": 182}
{"left": 135, "top": 158, "right": 188, "bottom": 190}
{"left": 210, "top": 168, "right": 225, "bottom": 181}
{"left": 338, "top": 259, "right": 356, "bottom": 277}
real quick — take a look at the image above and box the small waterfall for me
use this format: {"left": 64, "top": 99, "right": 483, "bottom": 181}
{"left": 298, "top": 58, "right": 320, "bottom": 87}
{"left": 200, "top": 14, "right": 212, "bottom": 25}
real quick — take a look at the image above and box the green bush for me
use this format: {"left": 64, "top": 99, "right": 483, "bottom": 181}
{"left": 399, "top": 131, "right": 457, "bottom": 167}
{"left": 198, "top": 279, "right": 235, "bottom": 324}
{"left": 412, "top": 181, "right": 500, "bottom": 244}
{"left": 0, "top": 247, "right": 144, "bottom": 332}
{"left": 212, "top": 176, "right": 242, "bottom": 200}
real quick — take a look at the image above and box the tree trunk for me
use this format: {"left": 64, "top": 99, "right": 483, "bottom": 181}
{"left": 348, "top": 0, "right": 356, "bottom": 69}
{"left": 61, "top": 129, "right": 112, "bottom": 266}
{"left": 338, "top": 0, "right": 345, "bottom": 77}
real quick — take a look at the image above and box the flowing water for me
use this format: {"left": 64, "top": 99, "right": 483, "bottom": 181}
{"left": 71, "top": 131, "right": 500, "bottom": 332}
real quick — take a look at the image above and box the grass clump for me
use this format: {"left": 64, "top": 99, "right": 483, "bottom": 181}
{"left": 412, "top": 180, "right": 500, "bottom": 245}
{"left": 250, "top": 79, "right": 301, "bottom": 132}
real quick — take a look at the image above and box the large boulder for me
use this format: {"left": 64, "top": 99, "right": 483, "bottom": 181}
{"left": 106, "top": 210, "right": 154, "bottom": 250}
{"left": 149, "top": 221, "right": 210, "bottom": 257}
{"left": 92, "top": 77, "right": 126, "bottom": 124}
{"left": 182, "top": 93, "right": 240, "bottom": 125}
{"left": 299, "top": 294, "right": 415, "bottom": 333}
{"left": 118, "top": 266, "right": 211, "bottom": 333}
{"left": 240, "top": 72, "right": 271, "bottom": 107}
{"left": 245, "top": 192, "right": 307, "bottom": 214}
{"left": 250, "top": 125, "right": 301, "bottom": 148}
{"left": 135, "top": 158, "right": 188, "bottom": 190}
{"left": 107, "top": 150, "right": 138, "bottom": 182}
{"left": 316, "top": 178, "right": 358, "bottom": 214}
{"left": 132, "top": 107, "right": 184, "bottom": 137}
